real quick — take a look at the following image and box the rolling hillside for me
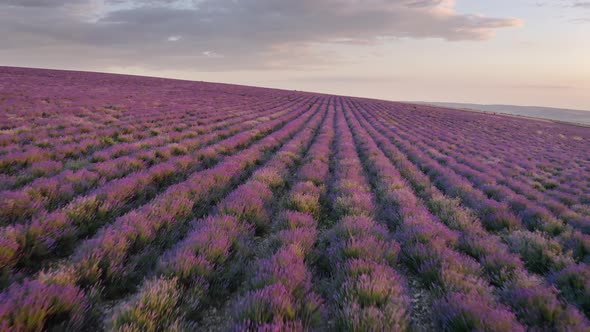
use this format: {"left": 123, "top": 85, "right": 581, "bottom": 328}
{"left": 1, "top": 67, "right": 589, "bottom": 331}
{"left": 417, "top": 102, "right": 590, "bottom": 126}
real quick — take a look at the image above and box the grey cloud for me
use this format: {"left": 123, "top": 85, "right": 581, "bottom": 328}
{"left": 536, "top": 0, "right": 590, "bottom": 8}
{"left": 572, "top": 1, "right": 590, "bottom": 8}
{"left": 405, "top": 0, "right": 445, "bottom": 8}
{"left": 535, "top": 1, "right": 590, "bottom": 25}
{"left": 0, "top": 0, "right": 85, "bottom": 7}
{"left": 0, "top": 0, "right": 522, "bottom": 71}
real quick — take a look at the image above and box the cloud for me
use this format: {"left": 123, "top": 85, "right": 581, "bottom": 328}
{"left": 511, "top": 83, "right": 578, "bottom": 90}
{"left": 571, "top": 1, "right": 590, "bottom": 8}
{"left": 202, "top": 51, "right": 223, "bottom": 58}
{"left": 0, "top": 0, "right": 522, "bottom": 70}
{"left": 534, "top": 1, "right": 590, "bottom": 25}
{"left": 536, "top": 0, "right": 590, "bottom": 9}
{"left": 1, "top": 0, "right": 85, "bottom": 7}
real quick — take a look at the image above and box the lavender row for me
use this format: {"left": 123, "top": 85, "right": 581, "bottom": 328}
{"left": 0, "top": 97, "right": 323, "bottom": 331}
{"left": 0, "top": 94, "right": 304, "bottom": 190}
{"left": 380, "top": 103, "right": 590, "bottom": 234}
{"left": 0, "top": 95, "right": 303, "bottom": 225}
{"left": 0, "top": 105, "right": 211, "bottom": 175}
{"left": 0, "top": 95, "right": 249, "bottom": 151}
{"left": 0, "top": 104, "right": 262, "bottom": 217}
{"left": 384, "top": 102, "right": 590, "bottom": 208}
{"left": 359, "top": 101, "right": 587, "bottom": 268}
{"left": 109, "top": 101, "right": 328, "bottom": 331}
{"left": 347, "top": 99, "right": 590, "bottom": 328}
{"left": 409, "top": 120, "right": 589, "bottom": 211}
{"left": 357, "top": 102, "right": 587, "bottom": 265}
{"left": 363, "top": 102, "right": 588, "bottom": 202}
{"left": 363, "top": 102, "right": 590, "bottom": 269}
{"left": 0, "top": 69, "right": 301, "bottom": 179}
{"left": 0, "top": 104, "right": 204, "bottom": 155}
{"left": 342, "top": 100, "right": 531, "bottom": 331}
{"left": 0, "top": 104, "right": 229, "bottom": 187}
{"left": 376, "top": 107, "right": 590, "bottom": 296}
{"left": 318, "top": 104, "right": 410, "bottom": 331}
{"left": 0, "top": 67, "right": 293, "bottom": 149}
{"left": 0, "top": 100, "right": 310, "bottom": 284}
{"left": 361, "top": 102, "right": 590, "bottom": 319}
{"left": 1, "top": 67, "right": 588, "bottom": 331}
{"left": 231, "top": 104, "right": 336, "bottom": 330}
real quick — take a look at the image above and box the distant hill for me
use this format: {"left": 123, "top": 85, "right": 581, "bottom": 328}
{"left": 414, "top": 102, "right": 590, "bottom": 126}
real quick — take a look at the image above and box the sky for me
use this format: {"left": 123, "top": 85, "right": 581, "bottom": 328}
{"left": 0, "top": 0, "right": 589, "bottom": 110}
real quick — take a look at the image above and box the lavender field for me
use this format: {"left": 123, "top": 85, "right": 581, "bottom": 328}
{"left": 0, "top": 67, "right": 589, "bottom": 331}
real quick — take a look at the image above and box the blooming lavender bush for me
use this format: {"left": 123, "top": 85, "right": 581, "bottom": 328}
{"left": 0, "top": 68, "right": 588, "bottom": 330}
